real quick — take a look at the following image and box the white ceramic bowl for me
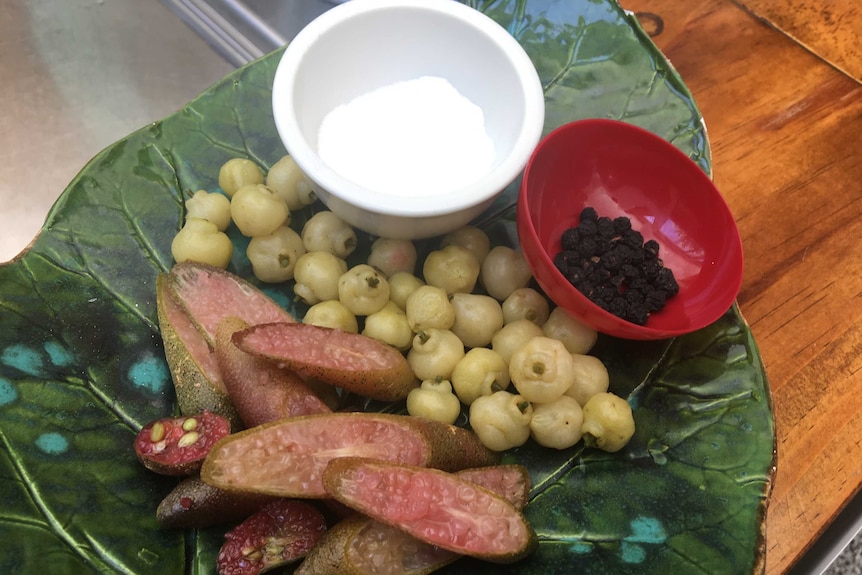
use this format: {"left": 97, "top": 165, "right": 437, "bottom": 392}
{"left": 272, "top": 0, "right": 545, "bottom": 239}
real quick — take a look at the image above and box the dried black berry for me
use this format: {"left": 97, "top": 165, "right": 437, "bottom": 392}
{"left": 560, "top": 228, "right": 580, "bottom": 251}
{"left": 596, "top": 217, "right": 615, "bottom": 237}
{"left": 594, "top": 235, "right": 614, "bottom": 255}
{"left": 642, "top": 259, "right": 663, "bottom": 281}
{"left": 628, "top": 276, "right": 649, "bottom": 292}
{"left": 626, "top": 244, "right": 646, "bottom": 264}
{"left": 601, "top": 251, "right": 623, "bottom": 273}
{"left": 567, "top": 267, "right": 587, "bottom": 286}
{"left": 619, "top": 264, "right": 640, "bottom": 280}
{"left": 645, "top": 289, "right": 667, "bottom": 312}
{"left": 553, "top": 252, "right": 571, "bottom": 275}
{"left": 594, "top": 284, "right": 617, "bottom": 304}
{"left": 622, "top": 229, "right": 644, "bottom": 248}
{"left": 643, "top": 239, "right": 660, "bottom": 259}
{"left": 624, "top": 288, "right": 645, "bottom": 306}
{"left": 596, "top": 266, "right": 614, "bottom": 284}
{"left": 608, "top": 297, "right": 628, "bottom": 318}
{"left": 656, "top": 268, "right": 679, "bottom": 296}
{"left": 581, "top": 258, "right": 598, "bottom": 276}
{"left": 578, "top": 219, "right": 598, "bottom": 237}
{"left": 611, "top": 275, "right": 627, "bottom": 291}
{"left": 627, "top": 304, "right": 649, "bottom": 326}
{"left": 578, "top": 237, "right": 599, "bottom": 258}
{"left": 579, "top": 207, "right": 598, "bottom": 223}
{"left": 552, "top": 207, "right": 679, "bottom": 326}
{"left": 609, "top": 244, "right": 634, "bottom": 265}
{"left": 613, "top": 217, "right": 632, "bottom": 234}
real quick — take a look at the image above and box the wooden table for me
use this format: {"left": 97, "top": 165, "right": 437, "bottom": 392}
{"left": 617, "top": 0, "right": 862, "bottom": 573}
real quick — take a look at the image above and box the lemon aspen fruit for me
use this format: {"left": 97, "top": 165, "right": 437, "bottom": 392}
{"left": 502, "top": 287, "right": 550, "bottom": 326}
{"left": 469, "top": 391, "right": 533, "bottom": 452}
{"left": 406, "top": 284, "right": 455, "bottom": 332}
{"left": 449, "top": 293, "right": 504, "bottom": 349}
{"left": 451, "top": 347, "right": 510, "bottom": 406}
{"left": 293, "top": 251, "right": 348, "bottom": 305}
{"left": 266, "top": 155, "right": 316, "bottom": 211}
{"left": 302, "top": 300, "right": 359, "bottom": 333}
{"left": 218, "top": 157, "right": 263, "bottom": 197}
{"left": 542, "top": 306, "right": 598, "bottom": 355}
{"left": 301, "top": 210, "right": 357, "bottom": 258}
{"left": 362, "top": 301, "right": 413, "bottom": 351}
{"left": 422, "top": 244, "right": 480, "bottom": 294}
{"left": 230, "top": 184, "right": 290, "bottom": 237}
{"left": 565, "top": 354, "right": 611, "bottom": 406}
{"left": 368, "top": 238, "right": 418, "bottom": 277}
{"left": 581, "top": 392, "right": 636, "bottom": 453}
{"left": 440, "top": 225, "right": 491, "bottom": 265}
{"left": 184, "top": 190, "right": 232, "bottom": 231}
{"left": 529, "top": 395, "right": 584, "bottom": 450}
{"left": 491, "top": 319, "right": 544, "bottom": 364}
{"left": 406, "top": 379, "right": 462, "bottom": 424}
{"left": 246, "top": 225, "right": 306, "bottom": 283}
{"left": 338, "top": 264, "right": 390, "bottom": 316}
{"left": 509, "top": 336, "right": 576, "bottom": 404}
{"left": 388, "top": 272, "right": 425, "bottom": 311}
{"left": 171, "top": 218, "right": 233, "bottom": 269}
{"left": 480, "top": 246, "right": 532, "bottom": 301}
{"left": 407, "top": 329, "right": 465, "bottom": 382}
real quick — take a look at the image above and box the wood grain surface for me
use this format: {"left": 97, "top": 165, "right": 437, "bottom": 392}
{"left": 736, "top": 0, "right": 861, "bottom": 80}
{"left": 617, "top": 0, "right": 862, "bottom": 573}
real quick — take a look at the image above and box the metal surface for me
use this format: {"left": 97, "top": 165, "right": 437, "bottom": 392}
{"left": 161, "top": 0, "right": 285, "bottom": 66}
{"left": 162, "top": 0, "right": 345, "bottom": 66}
{"left": 0, "top": 0, "right": 233, "bottom": 262}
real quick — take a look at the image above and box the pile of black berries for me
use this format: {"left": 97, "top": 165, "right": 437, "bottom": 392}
{"left": 553, "top": 207, "right": 679, "bottom": 326}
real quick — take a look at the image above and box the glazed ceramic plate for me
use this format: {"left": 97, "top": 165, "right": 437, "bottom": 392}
{"left": 0, "top": 1, "right": 775, "bottom": 573}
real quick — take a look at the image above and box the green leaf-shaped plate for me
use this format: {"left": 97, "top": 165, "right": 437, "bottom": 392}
{"left": 0, "top": 1, "right": 774, "bottom": 573}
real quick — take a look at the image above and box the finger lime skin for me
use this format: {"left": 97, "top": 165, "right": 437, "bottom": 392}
{"left": 157, "top": 274, "right": 241, "bottom": 429}
{"left": 156, "top": 475, "right": 275, "bottom": 530}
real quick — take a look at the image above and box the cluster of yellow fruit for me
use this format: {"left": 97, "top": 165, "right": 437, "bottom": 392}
{"left": 171, "top": 156, "right": 636, "bottom": 456}
{"left": 171, "top": 156, "right": 315, "bottom": 280}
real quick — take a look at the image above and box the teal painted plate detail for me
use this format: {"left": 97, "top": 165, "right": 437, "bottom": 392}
{"left": 0, "top": 1, "right": 774, "bottom": 573}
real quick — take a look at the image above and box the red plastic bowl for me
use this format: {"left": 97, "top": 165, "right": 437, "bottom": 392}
{"left": 517, "top": 119, "right": 744, "bottom": 340}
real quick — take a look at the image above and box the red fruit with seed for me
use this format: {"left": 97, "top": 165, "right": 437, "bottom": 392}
{"left": 134, "top": 411, "right": 230, "bottom": 476}
{"left": 217, "top": 499, "right": 327, "bottom": 575}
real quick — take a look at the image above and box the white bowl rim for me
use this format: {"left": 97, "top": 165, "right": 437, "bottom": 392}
{"left": 271, "top": 0, "right": 545, "bottom": 218}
